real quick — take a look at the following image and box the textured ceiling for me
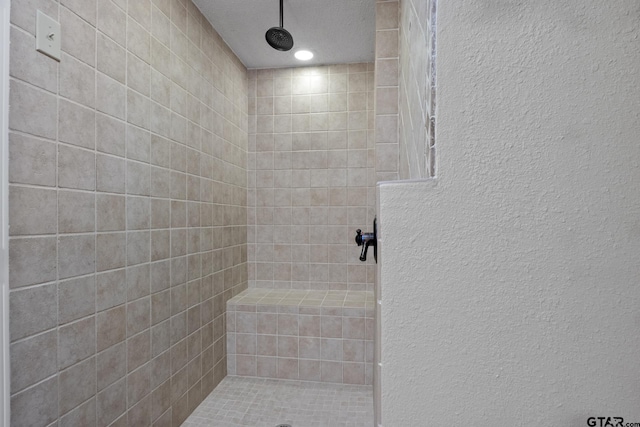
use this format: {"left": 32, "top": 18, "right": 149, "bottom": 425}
{"left": 192, "top": 0, "right": 376, "bottom": 69}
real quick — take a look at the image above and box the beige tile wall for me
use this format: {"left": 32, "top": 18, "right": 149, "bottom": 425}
{"left": 247, "top": 65, "right": 377, "bottom": 292}
{"left": 398, "top": 0, "right": 437, "bottom": 178}
{"left": 8, "top": 0, "right": 248, "bottom": 425}
{"left": 375, "top": 0, "right": 400, "bottom": 182}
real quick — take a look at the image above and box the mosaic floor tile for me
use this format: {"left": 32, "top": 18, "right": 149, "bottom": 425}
{"left": 183, "top": 376, "right": 374, "bottom": 427}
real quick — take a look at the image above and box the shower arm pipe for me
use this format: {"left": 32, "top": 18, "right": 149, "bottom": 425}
{"left": 279, "top": 0, "right": 284, "bottom": 28}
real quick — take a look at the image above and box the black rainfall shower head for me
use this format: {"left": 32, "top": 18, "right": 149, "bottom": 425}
{"left": 266, "top": 27, "right": 294, "bottom": 51}
{"left": 266, "top": 0, "right": 294, "bottom": 51}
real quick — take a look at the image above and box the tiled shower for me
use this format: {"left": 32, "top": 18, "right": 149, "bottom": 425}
{"left": 227, "top": 62, "right": 378, "bottom": 385}
{"left": 6, "top": 0, "right": 434, "bottom": 425}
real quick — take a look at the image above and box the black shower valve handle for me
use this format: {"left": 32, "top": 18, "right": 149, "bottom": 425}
{"left": 359, "top": 239, "right": 373, "bottom": 262}
{"left": 354, "top": 225, "right": 376, "bottom": 262}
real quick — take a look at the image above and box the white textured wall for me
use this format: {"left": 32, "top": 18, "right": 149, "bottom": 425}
{"left": 377, "top": 0, "right": 640, "bottom": 425}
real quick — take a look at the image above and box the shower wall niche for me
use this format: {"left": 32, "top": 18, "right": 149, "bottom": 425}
{"left": 247, "top": 64, "right": 376, "bottom": 292}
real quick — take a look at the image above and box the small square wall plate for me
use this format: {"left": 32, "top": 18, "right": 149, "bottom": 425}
{"left": 36, "top": 10, "right": 61, "bottom": 62}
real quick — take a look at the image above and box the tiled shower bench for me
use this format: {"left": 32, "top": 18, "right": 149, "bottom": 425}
{"left": 227, "top": 288, "right": 375, "bottom": 385}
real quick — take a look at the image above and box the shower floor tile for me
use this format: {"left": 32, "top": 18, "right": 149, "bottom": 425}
{"left": 182, "top": 376, "right": 374, "bottom": 427}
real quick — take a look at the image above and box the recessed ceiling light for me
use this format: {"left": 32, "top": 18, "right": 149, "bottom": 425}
{"left": 295, "top": 50, "right": 313, "bottom": 61}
